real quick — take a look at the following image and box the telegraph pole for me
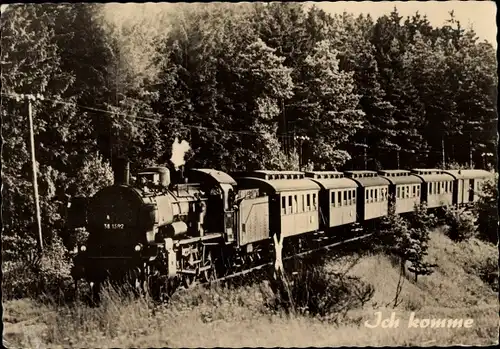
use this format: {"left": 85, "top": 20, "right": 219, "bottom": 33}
{"left": 24, "top": 94, "right": 44, "bottom": 252}
{"left": 469, "top": 136, "right": 473, "bottom": 168}
{"left": 442, "top": 137, "right": 445, "bottom": 168}
{"left": 363, "top": 137, "right": 367, "bottom": 169}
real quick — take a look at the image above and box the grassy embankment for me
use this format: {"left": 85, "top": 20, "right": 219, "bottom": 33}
{"left": 3, "top": 227, "right": 498, "bottom": 347}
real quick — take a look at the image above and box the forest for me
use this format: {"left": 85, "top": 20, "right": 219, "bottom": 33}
{"left": 1, "top": 3, "right": 497, "bottom": 266}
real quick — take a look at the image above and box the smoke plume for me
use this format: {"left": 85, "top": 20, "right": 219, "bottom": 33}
{"left": 170, "top": 137, "right": 191, "bottom": 170}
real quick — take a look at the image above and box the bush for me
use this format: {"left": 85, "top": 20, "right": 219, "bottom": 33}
{"left": 267, "top": 259, "right": 374, "bottom": 321}
{"left": 376, "top": 204, "right": 438, "bottom": 283}
{"left": 2, "top": 235, "right": 73, "bottom": 300}
{"left": 474, "top": 176, "right": 498, "bottom": 244}
{"left": 443, "top": 206, "right": 478, "bottom": 242}
{"left": 476, "top": 255, "right": 499, "bottom": 292}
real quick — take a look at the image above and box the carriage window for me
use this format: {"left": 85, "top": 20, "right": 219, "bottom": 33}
{"left": 374, "top": 189, "right": 378, "bottom": 202}
{"left": 344, "top": 191, "right": 347, "bottom": 205}
{"left": 312, "top": 193, "right": 317, "bottom": 209}
{"left": 281, "top": 196, "right": 286, "bottom": 215}
{"left": 338, "top": 191, "right": 342, "bottom": 207}
{"left": 348, "top": 190, "right": 352, "bottom": 204}
{"left": 397, "top": 187, "right": 401, "bottom": 199}
{"left": 417, "top": 185, "right": 420, "bottom": 196}
{"left": 302, "top": 195, "right": 306, "bottom": 212}
{"left": 331, "top": 191, "right": 335, "bottom": 206}
{"left": 406, "top": 186, "right": 410, "bottom": 198}
{"left": 413, "top": 185, "right": 416, "bottom": 197}
{"left": 306, "top": 194, "right": 311, "bottom": 211}
{"left": 437, "top": 182, "right": 441, "bottom": 194}
{"left": 429, "top": 183, "right": 433, "bottom": 195}
{"left": 294, "top": 195, "right": 298, "bottom": 213}
{"left": 365, "top": 189, "right": 369, "bottom": 203}
{"left": 353, "top": 190, "right": 356, "bottom": 204}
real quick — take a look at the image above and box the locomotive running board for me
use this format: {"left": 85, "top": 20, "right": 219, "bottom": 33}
{"left": 177, "top": 233, "right": 223, "bottom": 246}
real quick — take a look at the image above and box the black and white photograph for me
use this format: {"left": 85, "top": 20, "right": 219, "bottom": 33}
{"left": 1, "top": 1, "right": 498, "bottom": 347}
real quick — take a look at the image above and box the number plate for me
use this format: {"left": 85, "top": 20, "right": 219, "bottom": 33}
{"left": 104, "top": 223, "right": 124, "bottom": 229}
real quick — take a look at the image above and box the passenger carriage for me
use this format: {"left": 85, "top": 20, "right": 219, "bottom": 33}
{"left": 442, "top": 169, "right": 493, "bottom": 206}
{"left": 234, "top": 171, "right": 320, "bottom": 239}
{"left": 379, "top": 170, "right": 423, "bottom": 214}
{"left": 411, "top": 169, "right": 454, "bottom": 208}
{"left": 344, "top": 171, "right": 390, "bottom": 221}
{"left": 305, "top": 171, "right": 358, "bottom": 228}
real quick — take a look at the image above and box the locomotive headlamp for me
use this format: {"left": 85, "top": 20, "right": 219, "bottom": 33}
{"left": 134, "top": 244, "right": 142, "bottom": 252}
{"left": 80, "top": 245, "right": 87, "bottom": 252}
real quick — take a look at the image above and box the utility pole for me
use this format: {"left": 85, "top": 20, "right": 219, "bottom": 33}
{"left": 295, "top": 135, "right": 309, "bottom": 171}
{"left": 442, "top": 136, "right": 445, "bottom": 168}
{"left": 363, "top": 137, "right": 367, "bottom": 169}
{"left": 25, "top": 94, "right": 43, "bottom": 252}
{"left": 469, "top": 136, "right": 473, "bottom": 168}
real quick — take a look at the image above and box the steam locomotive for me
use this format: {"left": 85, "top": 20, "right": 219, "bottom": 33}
{"left": 68, "top": 160, "right": 493, "bottom": 299}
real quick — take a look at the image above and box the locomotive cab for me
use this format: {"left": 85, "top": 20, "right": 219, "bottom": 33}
{"left": 137, "top": 167, "right": 171, "bottom": 193}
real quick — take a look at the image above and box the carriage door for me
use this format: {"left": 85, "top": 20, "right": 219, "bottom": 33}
{"left": 468, "top": 179, "right": 474, "bottom": 203}
{"left": 224, "top": 210, "right": 236, "bottom": 242}
{"left": 221, "top": 184, "right": 237, "bottom": 243}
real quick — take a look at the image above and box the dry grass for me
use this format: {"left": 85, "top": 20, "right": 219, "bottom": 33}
{"left": 3, "top": 228, "right": 498, "bottom": 348}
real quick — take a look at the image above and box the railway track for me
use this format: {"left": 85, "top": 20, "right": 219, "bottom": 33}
{"left": 176, "top": 232, "right": 374, "bottom": 292}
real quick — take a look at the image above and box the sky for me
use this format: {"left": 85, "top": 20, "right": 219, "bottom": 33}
{"left": 1, "top": 1, "right": 497, "bottom": 46}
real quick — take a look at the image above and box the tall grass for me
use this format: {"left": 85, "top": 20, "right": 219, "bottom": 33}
{"left": 3, "top": 229, "right": 498, "bottom": 348}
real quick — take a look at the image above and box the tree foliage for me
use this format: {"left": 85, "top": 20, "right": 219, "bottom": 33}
{"left": 474, "top": 177, "right": 499, "bottom": 244}
{"left": 379, "top": 203, "right": 438, "bottom": 283}
{"left": 443, "top": 206, "right": 478, "bottom": 242}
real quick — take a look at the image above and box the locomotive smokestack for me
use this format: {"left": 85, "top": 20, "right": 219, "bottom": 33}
{"left": 112, "top": 158, "right": 130, "bottom": 185}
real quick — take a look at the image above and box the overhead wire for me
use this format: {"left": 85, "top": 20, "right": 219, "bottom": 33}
{"left": 1, "top": 91, "right": 495, "bottom": 155}
{"left": 0, "top": 92, "right": 268, "bottom": 136}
